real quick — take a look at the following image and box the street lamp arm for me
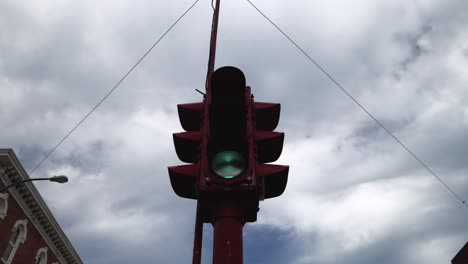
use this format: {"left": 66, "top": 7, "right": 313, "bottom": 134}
{"left": 1, "top": 178, "right": 47, "bottom": 193}
{"left": 0, "top": 176, "right": 68, "bottom": 193}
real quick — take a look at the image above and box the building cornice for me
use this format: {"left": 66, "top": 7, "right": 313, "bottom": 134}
{"left": 0, "top": 149, "right": 83, "bottom": 264}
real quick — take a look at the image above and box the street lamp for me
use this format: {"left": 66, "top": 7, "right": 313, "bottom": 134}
{"left": 0, "top": 175, "right": 68, "bottom": 192}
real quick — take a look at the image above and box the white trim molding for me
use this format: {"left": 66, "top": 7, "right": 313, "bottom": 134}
{"left": 1, "top": 219, "right": 28, "bottom": 264}
{"left": 35, "top": 247, "right": 48, "bottom": 264}
{"left": 0, "top": 193, "right": 8, "bottom": 219}
{"left": 12, "top": 219, "right": 28, "bottom": 243}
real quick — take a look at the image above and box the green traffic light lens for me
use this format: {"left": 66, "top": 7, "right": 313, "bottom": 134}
{"left": 211, "top": 151, "right": 246, "bottom": 179}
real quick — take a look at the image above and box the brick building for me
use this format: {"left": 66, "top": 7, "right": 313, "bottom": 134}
{"left": 0, "top": 149, "right": 82, "bottom": 264}
{"left": 452, "top": 242, "right": 468, "bottom": 264}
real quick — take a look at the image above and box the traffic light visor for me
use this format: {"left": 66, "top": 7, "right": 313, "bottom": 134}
{"left": 211, "top": 151, "right": 246, "bottom": 179}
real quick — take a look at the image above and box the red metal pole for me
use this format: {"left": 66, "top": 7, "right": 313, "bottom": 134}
{"left": 206, "top": 1, "right": 245, "bottom": 262}
{"left": 206, "top": 0, "right": 221, "bottom": 96}
{"left": 192, "top": 201, "right": 203, "bottom": 264}
{"left": 193, "top": 1, "right": 222, "bottom": 263}
{"left": 213, "top": 200, "right": 244, "bottom": 264}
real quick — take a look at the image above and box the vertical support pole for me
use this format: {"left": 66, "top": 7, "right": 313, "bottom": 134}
{"left": 192, "top": 201, "right": 203, "bottom": 264}
{"left": 193, "top": 1, "right": 222, "bottom": 263}
{"left": 206, "top": 2, "right": 245, "bottom": 261}
{"left": 213, "top": 200, "right": 244, "bottom": 264}
{"left": 205, "top": 0, "right": 222, "bottom": 96}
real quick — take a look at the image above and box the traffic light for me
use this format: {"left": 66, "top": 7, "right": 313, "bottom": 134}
{"left": 198, "top": 66, "right": 255, "bottom": 189}
{"left": 168, "top": 66, "right": 288, "bottom": 209}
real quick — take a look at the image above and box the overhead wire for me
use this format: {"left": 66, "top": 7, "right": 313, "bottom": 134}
{"left": 244, "top": 0, "right": 467, "bottom": 208}
{"left": 28, "top": 0, "right": 201, "bottom": 176}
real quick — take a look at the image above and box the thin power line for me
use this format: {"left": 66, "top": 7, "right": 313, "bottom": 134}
{"left": 245, "top": 0, "right": 467, "bottom": 207}
{"left": 29, "top": 0, "right": 201, "bottom": 176}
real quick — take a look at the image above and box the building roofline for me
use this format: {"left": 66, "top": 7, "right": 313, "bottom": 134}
{"left": 452, "top": 242, "right": 468, "bottom": 263}
{"left": 0, "top": 148, "right": 83, "bottom": 264}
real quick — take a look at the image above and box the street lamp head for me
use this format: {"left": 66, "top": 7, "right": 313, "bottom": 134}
{"left": 49, "top": 175, "right": 68, "bottom": 184}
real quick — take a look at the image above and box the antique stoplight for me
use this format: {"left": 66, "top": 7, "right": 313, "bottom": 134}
{"left": 199, "top": 67, "right": 254, "bottom": 188}
{"left": 168, "top": 66, "right": 288, "bottom": 215}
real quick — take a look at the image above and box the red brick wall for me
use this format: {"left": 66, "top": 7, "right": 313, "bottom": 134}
{"left": 0, "top": 181, "right": 60, "bottom": 264}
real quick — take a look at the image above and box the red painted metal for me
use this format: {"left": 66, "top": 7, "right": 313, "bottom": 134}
{"left": 256, "top": 164, "right": 289, "bottom": 199}
{"left": 192, "top": 0, "right": 222, "bottom": 263}
{"left": 168, "top": 164, "right": 198, "bottom": 199}
{"left": 205, "top": 70, "right": 254, "bottom": 263}
{"left": 252, "top": 100, "right": 289, "bottom": 201}
{"left": 178, "top": 103, "right": 203, "bottom": 131}
{"left": 199, "top": 82, "right": 256, "bottom": 190}
{"left": 192, "top": 201, "right": 203, "bottom": 264}
{"left": 173, "top": 132, "right": 201, "bottom": 163}
{"left": 206, "top": 0, "right": 222, "bottom": 96}
{"left": 253, "top": 102, "right": 280, "bottom": 130}
{"left": 255, "top": 131, "right": 284, "bottom": 163}
{"left": 213, "top": 200, "right": 244, "bottom": 264}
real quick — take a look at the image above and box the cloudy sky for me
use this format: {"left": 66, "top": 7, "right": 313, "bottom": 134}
{"left": 1, "top": 0, "right": 468, "bottom": 263}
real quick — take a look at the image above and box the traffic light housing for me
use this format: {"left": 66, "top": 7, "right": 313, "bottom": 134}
{"left": 200, "top": 67, "right": 254, "bottom": 188}
{"left": 253, "top": 102, "right": 289, "bottom": 199}
{"left": 168, "top": 66, "right": 288, "bottom": 221}
{"left": 168, "top": 102, "right": 203, "bottom": 199}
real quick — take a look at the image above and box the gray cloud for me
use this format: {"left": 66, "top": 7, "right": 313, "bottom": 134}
{"left": 1, "top": 0, "right": 468, "bottom": 263}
